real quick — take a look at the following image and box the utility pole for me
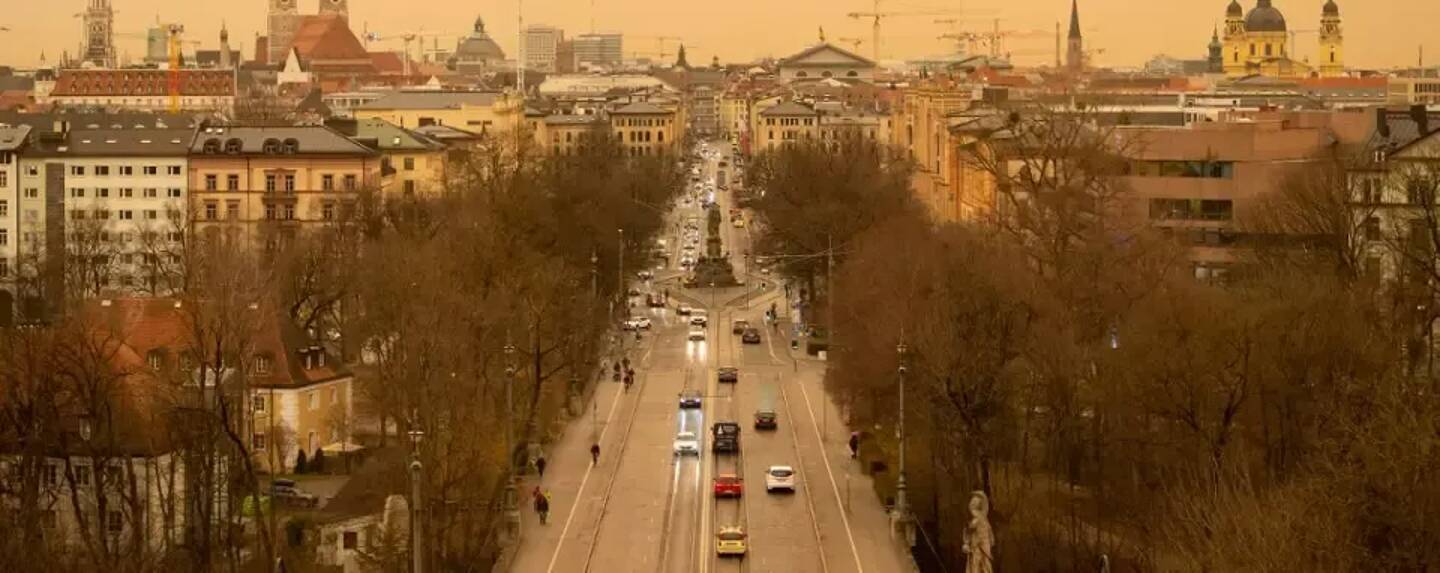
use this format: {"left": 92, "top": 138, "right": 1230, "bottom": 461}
{"left": 408, "top": 425, "right": 425, "bottom": 573}
{"left": 823, "top": 233, "right": 835, "bottom": 441}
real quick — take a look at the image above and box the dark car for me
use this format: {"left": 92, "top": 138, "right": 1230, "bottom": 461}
{"left": 731, "top": 319, "right": 750, "bottom": 334}
{"left": 754, "top": 410, "right": 778, "bottom": 430}
{"left": 741, "top": 328, "right": 762, "bottom": 344}
{"left": 718, "top": 367, "right": 739, "bottom": 383}
{"left": 679, "top": 390, "right": 703, "bottom": 409}
{"left": 271, "top": 479, "right": 319, "bottom": 508}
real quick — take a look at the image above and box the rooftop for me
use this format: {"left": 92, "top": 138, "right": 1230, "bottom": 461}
{"left": 356, "top": 91, "right": 503, "bottom": 110}
{"left": 611, "top": 101, "right": 671, "bottom": 115}
{"left": 190, "top": 125, "right": 378, "bottom": 156}
{"left": 26, "top": 128, "right": 196, "bottom": 157}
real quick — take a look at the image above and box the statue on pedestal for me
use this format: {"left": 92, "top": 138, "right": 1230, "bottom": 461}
{"left": 962, "top": 491, "right": 994, "bottom": 573}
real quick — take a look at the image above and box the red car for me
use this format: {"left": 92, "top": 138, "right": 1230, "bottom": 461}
{"left": 713, "top": 474, "right": 744, "bottom": 497}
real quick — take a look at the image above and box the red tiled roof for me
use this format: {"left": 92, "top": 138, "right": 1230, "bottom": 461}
{"left": 52, "top": 69, "right": 235, "bottom": 97}
{"left": 290, "top": 15, "right": 370, "bottom": 62}
{"left": 369, "top": 52, "right": 406, "bottom": 75}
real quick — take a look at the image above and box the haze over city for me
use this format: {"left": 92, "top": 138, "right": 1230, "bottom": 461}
{"left": 0, "top": 0, "right": 1434, "bottom": 68}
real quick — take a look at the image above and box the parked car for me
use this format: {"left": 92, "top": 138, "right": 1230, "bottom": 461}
{"left": 677, "top": 305, "right": 693, "bottom": 316}
{"left": 679, "top": 391, "right": 703, "bottom": 409}
{"left": 765, "top": 466, "right": 796, "bottom": 493}
{"left": 271, "top": 479, "right": 319, "bottom": 508}
{"left": 718, "top": 367, "right": 739, "bottom": 383}
{"left": 754, "top": 410, "right": 777, "bottom": 430}
{"left": 713, "top": 474, "right": 744, "bottom": 497}
{"left": 732, "top": 319, "right": 750, "bottom": 334}
{"left": 741, "top": 328, "right": 762, "bottom": 344}
{"left": 673, "top": 431, "right": 700, "bottom": 456}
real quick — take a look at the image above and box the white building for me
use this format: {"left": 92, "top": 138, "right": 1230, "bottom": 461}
{"left": 573, "top": 33, "right": 623, "bottom": 69}
{"left": 0, "top": 126, "right": 30, "bottom": 323}
{"left": 524, "top": 25, "right": 565, "bottom": 74}
{"left": 777, "top": 43, "right": 877, "bottom": 85}
{"left": 16, "top": 126, "right": 193, "bottom": 314}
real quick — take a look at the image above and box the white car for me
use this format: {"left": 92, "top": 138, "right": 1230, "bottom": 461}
{"left": 674, "top": 431, "right": 700, "bottom": 455}
{"left": 688, "top": 328, "right": 707, "bottom": 341}
{"left": 689, "top": 314, "right": 708, "bottom": 327}
{"left": 765, "top": 465, "right": 796, "bottom": 492}
{"left": 623, "top": 316, "right": 652, "bottom": 330}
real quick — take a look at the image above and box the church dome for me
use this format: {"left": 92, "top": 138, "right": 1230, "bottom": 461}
{"left": 1323, "top": 0, "right": 1339, "bottom": 16}
{"left": 1226, "top": 0, "right": 1243, "bottom": 17}
{"left": 1245, "top": 0, "right": 1287, "bottom": 32}
{"left": 454, "top": 16, "right": 507, "bottom": 64}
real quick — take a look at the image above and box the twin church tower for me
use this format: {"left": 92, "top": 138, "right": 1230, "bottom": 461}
{"left": 1216, "top": 0, "right": 1344, "bottom": 78}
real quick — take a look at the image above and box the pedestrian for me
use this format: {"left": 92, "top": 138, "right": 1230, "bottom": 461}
{"left": 536, "top": 493, "right": 550, "bottom": 525}
{"left": 590, "top": 443, "right": 601, "bottom": 464}
{"left": 535, "top": 454, "right": 547, "bottom": 480}
{"left": 848, "top": 432, "right": 860, "bottom": 459}
{"left": 532, "top": 485, "right": 542, "bottom": 502}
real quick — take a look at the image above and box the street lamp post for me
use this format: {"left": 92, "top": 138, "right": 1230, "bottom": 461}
{"left": 502, "top": 343, "right": 520, "bottom": 543}
{"left": 408, "top": 426, "right": 425, "bottom": 573}
{"left": 618, "top": 229, "right": 625, "bottom": 356}
{"left": 894, "top": 341, "right": 914, "bottom": 547}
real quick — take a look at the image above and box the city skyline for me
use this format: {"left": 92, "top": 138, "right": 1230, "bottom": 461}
{"left": 0, "top": 0, "right": 1432, "bottom": 70}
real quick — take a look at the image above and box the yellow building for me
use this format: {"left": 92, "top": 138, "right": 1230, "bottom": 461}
{"left": 893, "top": 82, "right": 973, "bottom": 221}
{"left": 539, "top": 114, "right": 607, "bottom": 156}
{"left": 353, "top": 91, "right": 524, "bottom": 135}
{"left": 330, "top": 118, "right": 448, "bottom": 197}
{"left": 610, "top": 101, "right": 680, "bottom": 157}
{"left": 188, "top": 126, "right": 382, "bottom": 251}
{"left": 1221, "top": 0, "right": 1343, "bottom": 78}
{"left": 753, "top": 101, "right": 819, "bottom": 151}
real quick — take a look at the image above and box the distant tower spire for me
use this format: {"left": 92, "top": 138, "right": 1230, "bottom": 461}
{"left": 675, "top": 44, "right": 689, "bottom": 70}
{"left": 219, "top": 21, "right": 233, "bottom": 68}
{"left": 1066, "top": 0, "right": 1083, "bottom": 72}
{"left": 83, "top": 0, "right": 116, "bottom": 67}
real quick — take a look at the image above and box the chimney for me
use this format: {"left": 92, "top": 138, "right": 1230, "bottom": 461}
{"left": 1376, "top": 107, "right": 1390, "bottom": 138}
{"left": 1412, "top": 104, "right": 1431, "bottom": 136}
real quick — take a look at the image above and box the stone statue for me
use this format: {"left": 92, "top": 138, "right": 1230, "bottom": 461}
{"left": 962, "top": 491, "right": 994, "bottom": 573}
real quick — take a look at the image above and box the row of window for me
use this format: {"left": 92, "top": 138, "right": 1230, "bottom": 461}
{"left": 614, "top": 118, "right": 669, "bottom": 128}
{"left": 201, "top": 200, "right": 351, "bottom": 221}
{"left": 766, "top": 118, "right": 815, "bottom": 127}
{"left": 204, "top": 172, "right": 361, "bottom": 192}
{"left": 66, "top": 165, "right": 182, "bottom": 177}
{"left": 69, "top": 187, "right": 182, "bottom": 199}
{"left": 1149, "top": 199, "right": 1235, "bottom": 222}
{"left": 69, "top": 208, "right": 176, "bottom": 221}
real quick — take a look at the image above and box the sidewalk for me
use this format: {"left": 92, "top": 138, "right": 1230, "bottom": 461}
{"left": 781, "top": 323, "right": 920, "bottom": 573}
{"left": 508, "top": 372, "right": 626, "bottom": 573}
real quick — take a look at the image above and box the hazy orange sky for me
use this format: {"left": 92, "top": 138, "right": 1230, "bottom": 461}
{"left": 0, "top": 0, "right": 1429, "bottom": 70}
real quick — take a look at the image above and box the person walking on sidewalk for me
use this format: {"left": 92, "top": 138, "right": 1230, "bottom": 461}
{"left": 535, "top": 492, "right": 550, "bottom": 524}
{"left": 848, "top": 432, "right": 860, "bottom": 459}
{"left": 590, "top": 442, "right": 601, "bottom": 464}
{"left": 535, "top": 454, "right": 547, "bottom": 480}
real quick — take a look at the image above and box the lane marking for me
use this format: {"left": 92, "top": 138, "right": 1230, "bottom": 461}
{"left": 780, "top": 383, "right": 831, "bottom": 573}
{"left": 797, "top": 376, "right": 865, "bottom": 573}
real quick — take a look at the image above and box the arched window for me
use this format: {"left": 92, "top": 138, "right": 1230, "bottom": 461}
{"left": 262, "top": 138, "right": 282, "bottom": 154}
{"left": 847, "top": 71, "right": 859, "bottom": 77}
{"left": 282, "top": 138, "right": 299, "bottom": 154}
{"left": 796, "top": 71, "right": 808, "bottom": 78}
{"left": 821, "top": 71, "right": 833, "bottom": 78}
{"left": 224, "top": 138, "right": 243, "bottom": 154}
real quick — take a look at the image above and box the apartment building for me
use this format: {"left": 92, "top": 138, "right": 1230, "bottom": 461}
{"left": 753, "top": 101, "right": 819, "bottom": 151}
{"left": 44, "top": 69, "right": 236, "bottom": 114}
{"left": 525, "top": 25, "right": 565, "bottom": 73}
{"left": 611, "top": 101, "right": 679, "bottom": 156}
{"left": 326, "top": 118, "right": 447, "bottom": 197}
{"left": 0, "top": 126, "right": 29, "bottom": 323}
{"left": 12, "top": 127, "right": 194, "bottom": 317}
{"left": 187, "top": 125, "right": 380, "bottom": 252}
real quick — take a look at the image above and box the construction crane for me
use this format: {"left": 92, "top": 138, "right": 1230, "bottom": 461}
{"left": 365, "top": 31, "right": 448, "bottom": 77}
{"left": 847, "top": 2, "right": 961, "bottom": 62}
{"left": 630, "top": 35, "right": 685, "bottom": 62}
{"left": 837, "top": 37, "right": 865, "bottom": 53}
{"left": 167, "top": 25, "right": 183, "bottom": 113}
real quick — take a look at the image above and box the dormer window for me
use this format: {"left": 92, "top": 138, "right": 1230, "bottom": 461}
{"left": 262, "top": 139, "right": 282, "bottom": 154}
{"left": 254, "top": 354, "right": 274, "bottom": 375}
{"left": 146, "top": 349, "right": 164, "bottom": 371}
{"left": 202, "top": 139, "right": 221, "bottom": 154}
{"left": 224, "top": 139, "right": 243, "bottom": 154}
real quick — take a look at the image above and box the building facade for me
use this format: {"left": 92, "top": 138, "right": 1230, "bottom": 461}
{"left": 573, "top": 34, "right": 623, "bottom": 69}
{"left": 15, "top": 127, "right": 194, "bottom": 313}
{"left": 353, "top": 91, "right": 521, "bottom": 134}
{"left": 777, "top": 43, "right": 876, "bottom": 84}
{"left": 186, "top": 126, "right": 380, "bottom": 252}
{"left": 46, "top": 69, "right": 236, "bottom": 114}
{"left": 0, "top": 126, "right": 29, "bottom": 322}
{"left": 525, "top": 25, "right": 565, "bottom": 73}
{"left": 1221, "top": 0, "right": 1344, "bottom": 78}
{"left": 754, "top": 101, "right": 819, "bottom": 151}
{"left": 327, "top": 118, "right": 448, "bottom": 197}
{"left": 611, "top": 102, "right": 679, "bottom": 156}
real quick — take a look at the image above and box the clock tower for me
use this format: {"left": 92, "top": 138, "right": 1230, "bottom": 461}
{"left": 82, "top": 0, "right": 115, "bottom": 68}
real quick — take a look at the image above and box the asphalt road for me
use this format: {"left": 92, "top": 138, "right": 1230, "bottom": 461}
{"left": 517, "top": 141, "right": 912, "bottom": 573}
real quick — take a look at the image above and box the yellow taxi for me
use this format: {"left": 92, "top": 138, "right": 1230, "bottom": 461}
{"left": 715, "top": 525, "right": 748, "bottom": 557}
